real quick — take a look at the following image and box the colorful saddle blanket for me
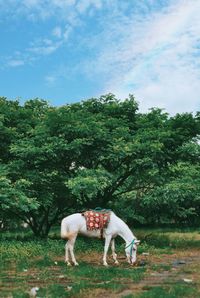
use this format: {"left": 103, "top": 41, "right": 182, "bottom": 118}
{"left": 83, "top": 209, "right": 111, "bottom": 231}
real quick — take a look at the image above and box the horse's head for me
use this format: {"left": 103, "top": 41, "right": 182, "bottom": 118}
{"left": 125, "top": 239, "right": 140, "bottom": 265}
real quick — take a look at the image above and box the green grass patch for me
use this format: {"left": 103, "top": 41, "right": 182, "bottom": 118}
{"left": 65, "top": 262, "right": 145, "bottom": 282}
{"left": 150, "top": 263, "right": 171, "bottom": 272}
{"left": 1, "top": 227, "right": 200, "bottom": 298}
{"left": 38, "top": 284, "right": 67, "bottom": 298}
{"left": 136, "top": 232, "right": 200, "bottom": 250}
{"left": 134, "top": 284, "right": 199, "bottom": 298}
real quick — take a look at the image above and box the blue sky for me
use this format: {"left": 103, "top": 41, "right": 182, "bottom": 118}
{"left": 0, "top": 0, "right": 200, "bottom": 114}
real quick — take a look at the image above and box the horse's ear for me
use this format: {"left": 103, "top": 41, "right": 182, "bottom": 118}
{"left": 135, "top": 240, "right": 140, "bottom": 245}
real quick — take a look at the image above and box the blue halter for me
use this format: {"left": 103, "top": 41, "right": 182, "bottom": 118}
{"left": 125, "top": 239, "right": 136, "bottom": 259}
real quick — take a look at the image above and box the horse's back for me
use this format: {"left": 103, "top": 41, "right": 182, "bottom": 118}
{"left": 61, "top": 213, "right": 85, "bottom": 227}
{"left": 61, "top": 211, "right": 122, "bottom": 239}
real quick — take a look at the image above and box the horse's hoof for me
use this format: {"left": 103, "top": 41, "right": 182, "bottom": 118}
{"left": 114, "top": 261, "right": 119, "bottom": 265}
{"left": 66, "top": 262, "right": 71, "bottom": 266}
{"left": 74, "top": 262, "right": 79, "bottom": 266}
{"left": 103, "top": 263, "right": 109, "bottom": 267}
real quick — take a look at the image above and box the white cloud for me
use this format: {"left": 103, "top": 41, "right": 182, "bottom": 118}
{"left": 86, "top": 0, "right": 200, "bottom": 114}
{"left": 28, "top": 44, "right": 62, "bottom": 55}
{"left": 76, "top": 0, "right": 102, "bottom": 14}
{"left": 52, "top": 26, "right": 62, "bottom": 38}
{"left": 45, "top": 75, "right": 57, "bottom": 84}
{"left": 51, "top": 0, "right": 77, "bottom": 8}
{"left": 63, "top": 26, "right": 72, "bottom": 40}
{"left": 2, "top": 0, "right": 100, "bottom": 67}
{"left": 7, "top": 59, "right": 24, "bottom": 67}
{"left": 1, "top": 0, "right": 102, "bottom": 21}
{"left": 2, "top": 0, "right": 200, "bottom": 114}
{"left": 43, "top": 39, "right": 53, "bottom": 46}
{"left": 23, "top": 0, "right": 40, "bottom": 9}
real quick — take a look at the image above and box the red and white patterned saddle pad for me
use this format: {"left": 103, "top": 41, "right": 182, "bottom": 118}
{"left": 83, "top": 210, "right": 111, "bottom": 231}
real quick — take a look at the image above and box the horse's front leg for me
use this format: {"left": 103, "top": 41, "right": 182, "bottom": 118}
{"left": 103, "top": 235, "right": 112, "bottom": 266}
{"left": 111, "top": 239, "right": 119, "bottom": 265}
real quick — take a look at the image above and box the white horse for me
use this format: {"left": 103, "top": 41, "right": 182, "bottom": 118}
{"left": 61, "top": 211, "right": 140, "bottom": 266}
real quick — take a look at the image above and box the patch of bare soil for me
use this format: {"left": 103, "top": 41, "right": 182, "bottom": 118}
{"left": 116, "top": 249, "right": 200, "bottom": 297}
{"left": 0, "top": 265, "right": 72, "bottom": 295}
{"left": 78, "top": 249, "right": 200, "bottom": 298}
{"left": 61, "top": 249, "right": 200, "bottom": 298}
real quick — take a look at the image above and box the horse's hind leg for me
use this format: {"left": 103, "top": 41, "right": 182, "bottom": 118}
{"left": 68, "top": 234, "right": 79, "bottom": 266}
{"left": 65, "top": 242, "right": 71, "bottom": 266}
{"left": 111, "top": 239, "right": 119, "bottom": 265}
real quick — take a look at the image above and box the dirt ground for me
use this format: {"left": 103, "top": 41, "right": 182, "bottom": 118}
{"left": 1, "top": 248, "right": 200, "bottom": 297}
{"left": 79, "top": 249, "right": 200, "bottom": 298}
{"left": 117, "top": 249, "right": 200, "bottom": 298}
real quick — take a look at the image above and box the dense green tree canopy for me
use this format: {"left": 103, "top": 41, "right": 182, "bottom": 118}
{"left": 0, "top": 95, "right": 199, "bottom": 236}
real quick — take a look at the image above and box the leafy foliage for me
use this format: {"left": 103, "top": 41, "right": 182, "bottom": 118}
{"left": 0, "top": 95, "right": 200, "bottom": 236}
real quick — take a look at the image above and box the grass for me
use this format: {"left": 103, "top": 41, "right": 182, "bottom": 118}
{"left": 134, "top": 228, "right": 200, "bottom": 249}
{"left": 133, "top": 284, "right": 198, "bottom": 298}
{"left": 1, "top": 227, "right": 200, "bottom": 297}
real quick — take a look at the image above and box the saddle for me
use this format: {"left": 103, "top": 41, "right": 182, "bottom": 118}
{"left": 82, "top": 208, "right": 111, "bottom": 238}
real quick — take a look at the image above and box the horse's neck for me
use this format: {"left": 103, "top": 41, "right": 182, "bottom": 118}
{"left": 117, "top": 218, "right": 135, "bottom": 244}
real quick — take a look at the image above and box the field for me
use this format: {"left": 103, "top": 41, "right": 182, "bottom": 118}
{"left": 1, "top": 228, "right": 200, "bottom": 298}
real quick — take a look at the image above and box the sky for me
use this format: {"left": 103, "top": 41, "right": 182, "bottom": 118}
{"left": 0, "top": 0, "right": 200, "bottom": 114}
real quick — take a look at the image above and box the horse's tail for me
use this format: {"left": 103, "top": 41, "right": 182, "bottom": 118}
{"left": 60, "top": 218, "right": 76, "bottom": 240}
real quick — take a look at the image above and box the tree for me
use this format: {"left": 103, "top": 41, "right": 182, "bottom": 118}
{"left": 1, "top": 95, "right": 200, "bottom": 236}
